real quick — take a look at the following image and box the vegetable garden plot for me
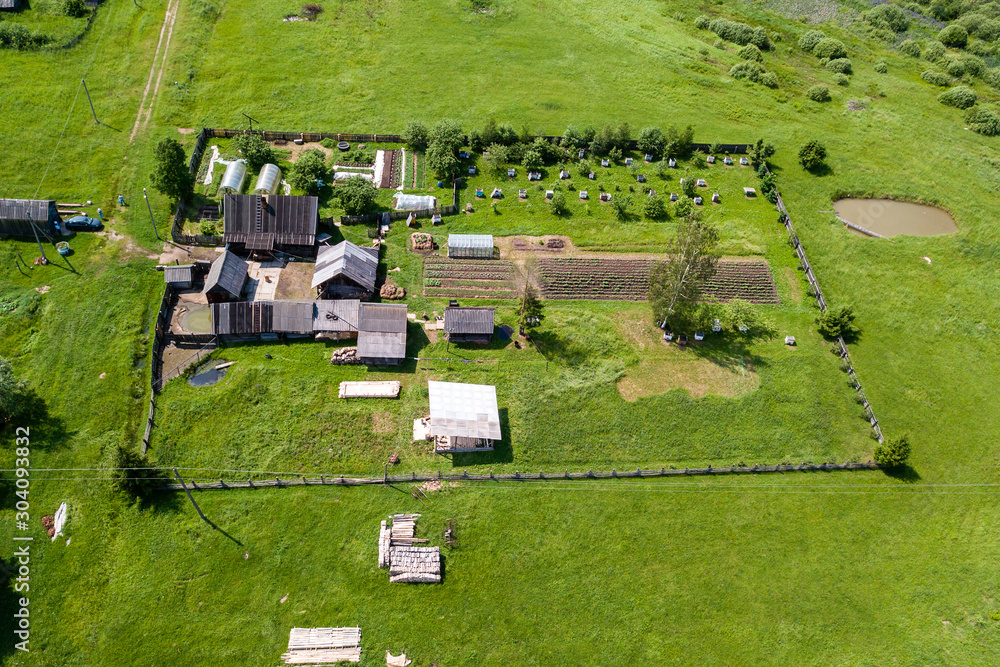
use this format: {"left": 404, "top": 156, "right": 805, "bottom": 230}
{"left": 423, "top": 258, "right": 517, "bottom": 298}
{"left": 537, "top": 258, "right": 779, "bottom": 303}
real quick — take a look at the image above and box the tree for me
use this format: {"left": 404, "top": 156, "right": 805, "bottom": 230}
{"left": 725, "top": 299, "right": 776, "bottom": 339}
{"left": 522, "top": 147, "right": 543, "bottom": 171}
{"left": 402, "top": 121, "right": 429, "bottom": 152}
{"left": 335, "top": 176, "right": 377, "bottom": 215}
{"left": 664, "top": 125, "right": 695, "bottom": 158}
{"left": 643, "top": 193, "right": 668, "bottom": 220}
{"left": 610, "top": 194, "right": 631, "bottom": 221}
{"left": 798, "top": 139, "right": 827, "bottom": 170}
{"left": 426, "top": 141, "right": 458, "bottom": 178}
{"left": 680, "top": 175, "right": 697, "bottom": 198}
{"left": 612, "top": 122, "right": 631, "bottom": 150}
{"left": 428, "top": 119, "right": 464, "bottom": 155}
{"left": 816, "top": 305, "right": 860, "bottom": 339}
{"left": 64, "top": 0, "right": 87, "bottom": 18}
{"left": 234, "top": 132, "right": 276, "bottom": 171}
{"left": 109, "top": 444, "right": 162, "bottom": 501}
{"left": 289, "top": 149, "right": 328, "bottom": 194}
{"left": 607, "top": 146, "right": 623, "bottom": 164}
{"left": 518, "top": 286, "right": 544, "bottom": 332}
{"left": 674, "top": 196, "right": 694, "bottom": 218}
{"left": 484, "top": 143, "right": 510, "bottom": 175}
{"left": 0, "top": 357, "right": 28, "bottom": 425}
{"left": 874, "top": 435, "right": 911, "bottom": 467}
{"left": 648, "top": 216, "right": 720, "bottom": 328}
{"left": 747, "top": 138, "right": 776, "bottom": 166}
{"left": 549, "top": 191, "right": 569, "bottom": 215}
{"left": 636, "top": 127, "right": 666, "bottom": 158}
{"left": 150, "top": 137, "right": 194, "bottom": 201}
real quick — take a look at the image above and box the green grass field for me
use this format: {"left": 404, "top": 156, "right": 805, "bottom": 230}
{"left": 2, "top": 0, "right": 1000, "bottom": 663}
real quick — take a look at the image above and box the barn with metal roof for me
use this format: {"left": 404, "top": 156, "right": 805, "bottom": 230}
{"left": 443, "top": 307, "right": 494, "bottom": 344}
{"left": 311, "top": 240, "right": 379, "bottom": 298}
{"left": 202, "top": 250, "right": 248, "bottom": 302}
{"left": 356, "top": 303, "right": 408, "bottom": 365}
{"left": 163, "top": 264, "right": 194, "bottom": 288}
{"left": 427, "top": 381, "right": 501, "bottom": 452}
{"left": 447, "top": 234, "right": 493, "bottom": 259}
{"left": 313, "top": 299, "right": 361, "bottom": 334}
{"left": 222, "top": 194, "right": 318, "bottom": 255}
{"left": 0, "top": 199, "right": 60, "bottom": 238}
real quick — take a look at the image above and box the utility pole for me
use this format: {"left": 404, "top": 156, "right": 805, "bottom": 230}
{"left": 82, "top": 79, "right": 99, "bottom": 124}
{"left": 143, "top": 188, "right": 161, "bottom": 241}
{"left": 27, "top": 210, "right": 47, "bottom": 265}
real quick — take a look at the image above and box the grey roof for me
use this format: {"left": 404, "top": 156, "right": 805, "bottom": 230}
{"left": 203, "top": 251, "right": 248, "bottom": 298}
{"left": 427, "top": 381, "right": 501, "bottom": 440}
{"left": 356, "top": 331, "right": 407, "bottom": 360}
{"left": 163, "top": 265, "right": 194, "bottom": 284}
{"left": 211, "top": 301, "right": 271, "bottom": 335}
{"left": 271, "top": 300, "right": 315, "bottom": 333}
{"left": 0, "top": 199, "right": 58, "bottom": 223}
{"left": 313, "top": 299, "right": 361, "bottom": 332}
{"left": 444, "top": 307, "right": 494, "bottom": 335}
{"left": 311, "top": 241, "right": 379, "bottom": 291}
{"left": 448, "top": 234, "right": 493, "bottom": 250}
{"left": 358, "top": 303, "right": 407, "bottom": 334}
{"left": 223, "top": 194, "right": 318, "bottom": 249}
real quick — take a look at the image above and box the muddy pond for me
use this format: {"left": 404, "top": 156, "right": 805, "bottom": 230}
{"left": 833, "top": 199, "right": 957, "bottom": 238}
{"left": 181, "top": 304, "right": 212, "bottom": 333}
{"left": 188, "top": 359, "right": 230, "bottom": 387}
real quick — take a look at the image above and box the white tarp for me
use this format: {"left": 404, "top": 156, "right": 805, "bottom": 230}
{"left": 394, "top": 194, "right": 436, "bottom": 211}
{"left": 53, "top": 502, "right": 67, "bottom": 540}
{"left": 334, "top": 172, "right": 374, "bottom": 182}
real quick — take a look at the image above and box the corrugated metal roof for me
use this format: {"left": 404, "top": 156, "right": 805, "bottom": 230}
{"left": 223, "top": 194, "right": 318, "bottom": 248}
{"left": 0, "top": 199, "right": 58, "bottom": 223}
{"left": 271, "top": 300, "right": 314, "bottom": 333}
{"left": 447, "top": 234, "right": 493, "bottom": 249}
{"left": 356, "top": 331, "right": 407, "bottom": 360}
{"left": 427, "top": 381, "right": 501, "bottom": 440}
{"left": 313, "top": 299, "right": 361, "bottom": 332}
{"left": 163, "top": 265, "right": 194, "bottom": 284}
{"left": 311, "top": 241, "right": 379, "bottom": 291}
{"left": 443, "top": 307, "right": 495, "bottom": 335}
{"left": 203, "top": 251, "right": 248, "bottom": 298}
{"left": 358, "top": 303, "right": 407, "bottom": 334}
{"left": 211, "top": 301, "right": 272, "bottom": 335}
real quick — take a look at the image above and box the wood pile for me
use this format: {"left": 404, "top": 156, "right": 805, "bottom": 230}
{"left": 410, "top": 233, "right": 433, "bottom": 251}
{"left": 377, "top": 514, "right": 441, "bottom": 583}
{"left": 380, "top": 279, "right": 405, "bottom": 300}
{"left": 330, "top": 347, "right": 361, "bottom": 365}
{"left": 281, "top": 627, "right": 361, "bottom": 664}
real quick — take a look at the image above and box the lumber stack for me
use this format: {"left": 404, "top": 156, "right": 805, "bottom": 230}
{"left": 388, "top": 545, "right": 442, "bottom": 584}
{"left": 378, "top": 521, "right": 390, "bottom": 569}
{"left": 282, "top": 627, "right": 361, "bottom": 664}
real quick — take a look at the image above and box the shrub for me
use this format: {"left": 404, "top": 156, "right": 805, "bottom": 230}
{"left": 233, "top": 133, "right": 276, "bottom": 171}
{"left": 738, "top": 43, "right": 764, "bottom": 62}
{"left": 694, "top": 15, "right": 710, "bottom": 29}
{"left": 761, "top": 72, "right": 779, "bottom": 88}
{"left": 921, "top": 69, "right": 951, "bottom": 86}
{"left": 730, "top": 60, "right": 767, "bottom": 83}
{"left": 939, "top": 86, "right": 977, "bottom": 108}
{"left": 402, "top": 121, "right": 429, "bottom": 152}
{"left": 643, "top": 194, "right": 668, "bottom": 220}
{"left": 923, "top": 40, "right": 946, "bottom": 62}
{"left": 825, "top": 58, "right": 853, "bottom": 75}
{"left": 816, "top": 305, "right": 858, "bottom": 339}
{"left": 109, "top": 445, "right": 162, "bottom": 501}
{"left": 0, "top": 23, "right": 50, "bottom": 50}
{"left": 289, "top": 149, "right": 328, "bottom": 193}
{"left": 674, "top": 196, "right": 694, "bottom": 218}
{"left": 957, "top": 53, "right": 984, "bottom": 77}
{"left": 199, "top": 220, "right": 217, "bottom": 235}
{"left": 813, "top": 38, "right": 847, "bottom": 59}
{"left": 64, "top": 0, "right": 87, "bottom": 18}
{"left": 874, "top": 61, "right": 888, "bottom": 73}
{"left": 874, "top": 435, "right": 911, "bottom": 467}
{"left": 798, "top": 139, "right": 827, "bottom": 170}
{"left": 798, "top": 29, "right": 826, "bottom": 52}
{"left": 938, "top": 24, "right": 968, "bottom": 48}
{"left": 900, "top": 39, "right": 921, "bottom": 57}
{"left": 336, "top": 176, "right": 378, "bottom": 215}
{"left": 709, "top": 18, "right": 770, "bottom": 49}
{"left": 301, "top": 3, "right": 323, "bottom": 19}
{"left": 150, "top": 137, "right": 194, "bottom": 201}
{"left": 945, "top": 58, "right": 966, "bottom": 77}
{"left": 835, "top": 73, "right": 850, "bottom": 86}
{"left": 713, "top": 38, "right": 726, "bottom": 50}
{"left": 610, "top": 194, "right": 630, "bottom": 221}
{"left": 864, "top": 4, "right": 910, "bottom": 32}
{"left": 550, "top": 191, "right": 569, "bottom": 215}
{"left": 984, "top": 67, "right": 1000, "bottom": 90}
{"left": 806, "top": 84, "right": 831, "bottom": 102}
{"left": 966, "top": 106, "right": 1000, "bottom": 135}
{"left": 636, "top": 127, "right": 666, "bottom": 157}
{"left": 966, "top": 38, "right": 994, "bottom": 58}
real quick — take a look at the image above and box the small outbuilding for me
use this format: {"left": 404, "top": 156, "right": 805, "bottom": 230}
{"left": 507, "top": 168, "right": 516, "bottom": 178}
{"left": 163, "top": 264, "right": 194, "bottom": 288}
{"left": 559, "top": 170, "right": 570, "bottom": 179}
{"left": 448, "top": 234, "right": 493, "bottom": 259}
{"left": 0, "top": 199, "right": 60, "bottom": 238}
{"left": 443, "top": 306, "right": 494, "bottom": 344}
{"left": 253, "top": 164, "right": 282, "bottom": 195}
{"left": 744, "top": 187, "right": 757, "bottom": 197}
{"left": 469, "top": 166, "right": 477, "bottom": 175}
{"left": 356, "top": 302, "right": 408, "bottom": 365}
{"left": 579, "top": 191, "right": 588, "bottom": 199}
{"left": 426, "top": 380, "right": 501, "bottom": 452}
{"left": 668, "top": 158, "right": 677, "bottom": 168}
{"left": 312, "top": 240, "right": 379, "bottom": 298}
{"left": 740, "top": 157, "right": 749, "bottom": 166}
{"left": 694, "top": 196, "right": 703, "bottom": 205}
{"left": 696, "top": 179, "right": 707, "bottom": 187}
{"left": 601, "top": 159, "right": 610, "bottom": 167}
{"left": 203, "top": 250, "right": 248, "bottom": 302}
{"left": 218, "top": 160, "right": 248, "bottom": 195}
{"left": 491, "top": 188, "right": 502, "bottom": 199}
{"left": 314, "top": 299, "right": 361, "bottom": 338}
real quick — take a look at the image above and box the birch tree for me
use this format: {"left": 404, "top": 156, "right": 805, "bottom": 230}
{"left": 648, "top": 216, "right": 720, "bottom": 328}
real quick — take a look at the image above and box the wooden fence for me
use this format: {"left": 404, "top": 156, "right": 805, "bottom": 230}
{"left": 143, "top": 284, "right": 173, "bottom": 453}
{"left": 765, "top": 166, "right": 883, "bottom": 443}
{"left": 154, "top": 461, "right": 881, "bottom": 491}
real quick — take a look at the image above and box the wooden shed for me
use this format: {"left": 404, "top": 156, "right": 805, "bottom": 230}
{"left": 443, "top": 307, "right": 494, "bottom": 344}
{"left": 356, "top": 302, "right": 408, "bottom": 365}
{"left": 0, "top": 199, "right": 60, "bottom": 238}
{"left": 202, "top": 250, "right": 248, "bottom": 303}
{"left": 163, "top": 264, "right": 194, "bottom": 289}
{"left": 311, "top": 240, "right": 379, "bottom": 298}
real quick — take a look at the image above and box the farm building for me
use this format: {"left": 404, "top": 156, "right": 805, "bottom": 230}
{"left": 426, "top": 380, "right": 501, "bottom": 452}
{"left": 0, "top": 199, "right": 60, "bottom": 238}
{"left": 211, "top": 299, "right": 363, "bottom": 340}
{"left": 443, "top": 307, "right": 494, "bottom": 344}
{"left": 202, "top": 250, "right": 248, "bottom": 302}
{"left": 356, "top": 302, "right": 408, "bottom": 365}
{"left": 448, "top": 234, "right": 493, "bottom": 259}
{"left": 163, "top": 264, "right": 194, "bottom": 288}
{"left": 393, "top": 194, "right": 436, "bottom": 211}
{"left": 314, "top": 299, "right": 361, "bottom": 339}
{"left": 311, "top": 240, "right": 379, "bottom": 298}
{"left": 222, "top": 194, "right": 318, "bottom": 255}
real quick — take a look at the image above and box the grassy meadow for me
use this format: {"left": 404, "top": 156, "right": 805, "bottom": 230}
{"left": 2, "top": 0, "right": 1000, "bottom": 664}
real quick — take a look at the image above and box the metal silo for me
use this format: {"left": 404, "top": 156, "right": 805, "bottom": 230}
{"left": 253, "top": 163, "right": 282, "bottom": 195}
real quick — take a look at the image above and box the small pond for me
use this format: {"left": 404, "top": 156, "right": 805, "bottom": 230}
{"left": 834, "top": 199, "right": 957, "bottom": 238}
{"left": 182, "top": 304, "right": 212, "bottom": 333}
{"left": 188, "top": 359, "right": 230, "bottom": 387}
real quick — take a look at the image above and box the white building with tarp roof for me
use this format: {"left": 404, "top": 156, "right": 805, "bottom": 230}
{"left": 421, "top": 380, "right": 501, "bottom": 453}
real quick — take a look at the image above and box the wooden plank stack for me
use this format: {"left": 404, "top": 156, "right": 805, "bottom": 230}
{"left": 377, "top": 514, "right": 441, "bottom": 584}
{"left": 281, "top": 627, "right": 361, "bottom": 664}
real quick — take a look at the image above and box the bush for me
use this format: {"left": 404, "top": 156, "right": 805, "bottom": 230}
{"left": 938, "top": 24, "right": 968, "bottom": 48}
{"left": 798, "top": 29, "right": 826, "bottom": 52}
{"left": 550, "top": 191, "right": 569, "bottom": 215}
{"left": 521, "top": 148, "right": 543, "bottom": 171}
{"left": 923, "top": 40, "right": 946, "bottom": 62}
{"left": 694, "top": 15, "right": 710, "bottom": 29}
{"left": 402, "top": 121, "right": 429, "bottom": 152}
{"left": 984, "top": 67, "right": 1000, "bottom": 90}
{"left": 874, "top": 435, "right": 911, "bottom": 467}
{"left": 816, "top": 305, "right": 859, "bottom": 339}
{"left": 301, "top": 3, "right": 323, "bottom": 19}
{"left": 199, "top": 220, "right": 217, "bottom": 235}
{"left": 109, "top": 445, "right": 162, "bottom": 501}
{"left": 874, "top": 61, "right": 888, "bottom": 74}
{"left": 64, "top": 0, "right": 87, "bottom": 18}
{"left": 709, "top": 18, "right": 770, "bottom": 49}
{"left": 234, "top": 133, "right": 276, "bottom": 171}
{"left": 806, "top": 84, "right": 831, "bottom": 102}
{"left": 939, "top": 85, "right": 977, "bottom": 108}
{"left": 966, "top": 38, "right": 995, "bottom": 58}
{"left": 288, "top": 149, "right": 328, "bottom": 194}
{"left": 0, "top": 23, "right": 50, "bottom": 50}
{"left": 813, "top": 38, "right": 847, "bottom": 59}
{"left": 643, "top": 194, "right": 668, "bottom": 220}
{"left": 738, "top": 43, "right": 764, "bottom": 62}
{"left": 761, "top": 72, "right": 779, "bottom": 88}
{"left": 825, "top": 58, "right": 853, "bottom": 75}
{"left": 636, "top": 127, "right": 666, "bottom": 158}
{"left": 336, "top": 176, "right": 378, "bottom": 215}
{"left": 730, "top": 60, "right": 767, "bottom": 83}
{"left": 798, "top": 139, "right": 827, "bottom": 170}
{"left": 609, "top": 194, "right": 630, "bottom": 221}
{"left": 966, "top": 106, "right": 1000, "bottom": 136}
{"left": 900, "top": 39, "right": 921, "bottom": 57}
{"left": 673, "top": 196, "right": 694, "bottom": 218}
{"left": 713, "top": 38, "right": 726, "bottom": 50}
{"left": 834, "top": 73, "right": 850, "bottom": 86}
{"left": 946, "top": 58, "right": 966, "bottom": 77}
{"left": 864, "top": 4, "right": 910, "bottom": 32}
{"left": 957, "top": 53, "right": 984, "bottom": 77}
{"left": 921, "top": 69, "right": 952, "bottom": 86}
